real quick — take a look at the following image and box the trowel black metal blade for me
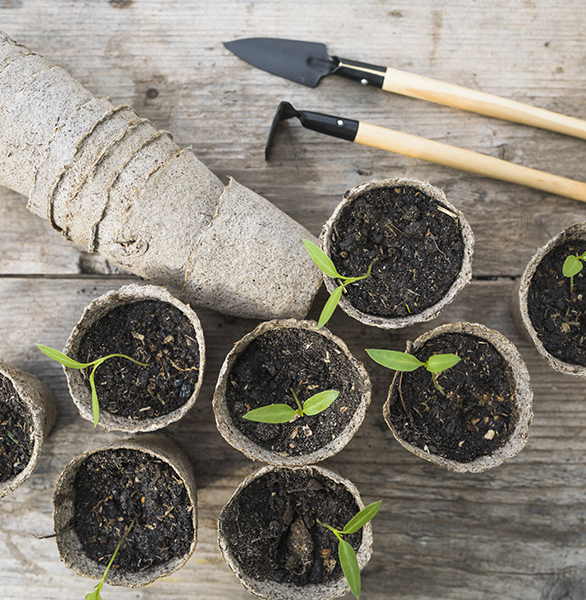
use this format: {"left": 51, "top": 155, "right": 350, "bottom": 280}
{"left": 224, "top": 38, "right": 337, "bottom": 87}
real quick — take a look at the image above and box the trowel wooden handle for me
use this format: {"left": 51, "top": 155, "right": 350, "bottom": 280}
{"left": 381, "top": 67, "right": 586, "bottom": 140}
{"left": 355, "top": 121, "right": 586, "bottom": 202}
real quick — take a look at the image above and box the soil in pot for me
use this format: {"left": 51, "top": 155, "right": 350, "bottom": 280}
{"left": 219, "top": 468, "right": 361, "bottom": 586}
{"left": 387, "top": 332, "right": 517, "bottom": 463}
{"left": 225, "top": 327, "right": 363, "bottom": 456}
{"left": 526, "top": 239, "right": 586, "bottom": 366}
{"left": 71, "top": 447, "right": 194, "bottom": 573}
{"left": 76, "top": 299, "right": 200, "bottom": 421}
{"left": 328, "top": 184, "right": 465, "bottom": 318}
{"left": 0, "top": 374, "right": 33, "bottom": 483}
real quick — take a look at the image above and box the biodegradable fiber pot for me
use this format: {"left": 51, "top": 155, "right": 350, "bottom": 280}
{"left": 0, "top": 360, "right": 56, "bottom": 499}
{"left": 0, "top": 32, "right": 321, "bottom": 321}
{"left": 53, "top": 433, "right": 197, "bottom": 587}
{"left": 217, "top": 464, "right": 374, "bottom": 600}
{"left": 64, "top": 283, "right": 205, "bottom": 432}
{"left": 383, "top": 322, "right": 533, "bottom": 473}
{"left": 320, "top": 178, "right": 474, "bottom": 329}
{"left": 511, "top": 223, "right": 586, "bottom": 377}
{"left": 213, "top": 319, "right": 371, "bottom": 466}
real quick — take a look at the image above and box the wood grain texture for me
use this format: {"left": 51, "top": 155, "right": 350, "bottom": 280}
{"left": 1, "top": 1, "right": 586, "bottom": 599}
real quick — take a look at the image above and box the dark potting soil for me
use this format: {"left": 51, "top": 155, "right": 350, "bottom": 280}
{"left": 0, "top": 374, "right": 33, "bottom": 483}
{"left": 225, "top": 327, "right": 364, "bottom": 456}
{"left": 219, "top": 468, "right": 362, "bottom": 586}
{"left": 387, "top": 333, "right": 517, "bottom": 463}
{"left": 72, "top": 448, "right": 194, "bottom": 573}
{"left": 328, "top": 184, "right": 465, "bottom": 318}
{"left": 76, "top": 300, "right": 200, "bottom": 420}
{"left": 527, "top": 240, "right": 586, "bottom": 366}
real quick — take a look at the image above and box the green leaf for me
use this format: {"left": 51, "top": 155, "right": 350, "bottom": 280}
{"left": 85, "top": 585, "right": 103, "bottom": 600}
{"left": 242, "top": 404, "right": 297, "bottom": 423}
{"left": 342, "top": 500, "right": 382, "bottom": 535}
{"left": 563, "top": 255, "right": 584, "bottom": 278}
{"left": 302, "top": 390, "right": 340, "bottom": 416}
{"left": 365, "top": 349, "right": 424, "bottom": 372}
{"left": 318, "top": 285, "right": 344, "bottom": 329}
{"left": 35, "top": 343, "right": 92, "bottom": 369}
{"left": 339, "top": 538, "right": 361, "bottom": 599}
{"left": 302, "top": 239, "right": 342, "bottom": 279}
{"left": 426, "top": 353, "right": 461, "bottom": 373}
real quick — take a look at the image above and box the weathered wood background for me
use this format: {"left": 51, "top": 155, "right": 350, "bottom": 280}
{"left": 1, "top": 1, "right": 586, "bottom": 599}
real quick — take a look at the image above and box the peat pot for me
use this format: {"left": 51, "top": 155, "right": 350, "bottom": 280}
{"left": 0, "top": 360, "right": 56, "bottom": 499}
{"left": 383, "top": 322, "right": 533, "bottom": 473}
{"left": 218, "top": 464, "right": 374, "bottom": 600}
{"left": 511, "top": 223, "right": 586, "bottom": 377}
{"left": 213, "top": 319, "right": 371, "bottom": 466}
{"left": 53, "top": 433, "right": 197, "bottom": 587}
{"left": 64, "top": 283, "right": 205, "bottom": 432}
{"left": 320, "top": 178, "right": 474, "bottom": 329}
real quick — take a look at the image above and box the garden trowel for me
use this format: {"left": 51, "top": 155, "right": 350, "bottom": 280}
{"left": 225, "top": 37, "right": 586, "bottom": 141}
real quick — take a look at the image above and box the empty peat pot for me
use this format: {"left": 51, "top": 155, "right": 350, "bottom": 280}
{"left": 213, "top": 319, "right": 371, "bottom": 466}
{"left": 218, "top": 464, "right": 374, "bottom": 600}
{"left": 64, "top": 283, "right": 205, "bottom": 432}
{"left": 383, "top": 322, "right": 533, "bottom": 473}
{"left": 511, "top": 223, "right": 586, "bottom": 377}
{"left": 53, "top": 434, "right": 197, "bottom": 587}
{"left": 320, "top": 177, "right": 474, "bottom": 329}
{"left": 0, "top": 360, "right": 56, "bottom": 499}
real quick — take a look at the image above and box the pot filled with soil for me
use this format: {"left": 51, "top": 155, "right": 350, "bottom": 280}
{"left": 53, "top": 433, "right": 197, "bottom": 588}
{"left": 511, "top": 223, "right": 586, "bottom": 377}
{"left": 62, "top": 283, "right": 205, "bottom": 431}
{"left": 218, "top": 464, "right": 377, "bottom": 600}
{"left": 213, "top": 319, "right": 371, "bottom": 466}
{"left": 372, "top": 322, "right": 533, "bottom": 473}
{"left": 0, "top": 360, "right": 56, "bottom": 499}
{"left": 318, "top": 178, "right": 474, "bottom": 329}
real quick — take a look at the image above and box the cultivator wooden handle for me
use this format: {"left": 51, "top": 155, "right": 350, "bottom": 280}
{"left": 267, "top": 102, "right": 586, "bottom": 203}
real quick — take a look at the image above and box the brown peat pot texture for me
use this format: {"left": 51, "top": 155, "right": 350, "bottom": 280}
{"left": 384, "top": 323, "right": 533, "bottom": 473}
{"left": 528, "top": 240, "right": 586, "bottom": 364}
{"left": 53, "top": 435, "right": 197, "bottom": 587}
{"left": 213, "top": 319, "right": 371, "bottom": 466}
{"left": 320, "top": 178, "right": 474, "bottom": 329}
{"left": 218, "top": 465, "right": 374, "bottom": 600}
{"left": 0, "top": 374, "right": 33, "bottom": 485}
{"left": 77, "top": 300, "right": 200, "bottom": 419}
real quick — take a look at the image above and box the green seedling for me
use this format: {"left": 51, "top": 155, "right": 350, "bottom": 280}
{"left": 366, "top": 348, "right": 461, "bottom": 396}
{"left": 303, "top": 239, "right": 377, "bottom": 329}
{"left": 563, "top": 251, "right": 586, "bottom": 294}
{"left": 242, "top": 388, "right": 339, "bottom": 423}
{"left": 317, "top": 500, "right": 381, "bottom": 599}
{"left": 85, "top": 520, "right": 134, "bottom": 600}
{"left": 36, "top": 343, "right": 148, "bottom": 428}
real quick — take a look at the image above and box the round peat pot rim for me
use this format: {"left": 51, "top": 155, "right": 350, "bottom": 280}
{"left": 217, "top": 463, "right": 374, "bottom": 600}
{"left": 0, "top": 361, "right": 56, "bottom": 499}
{"left": 320, "top": 177, "right": 474, "bottom": 329}
{"left": 213, "top": 318, "right": 372, "bottom": 466}
{"left": 383, "top": 322, "right": 533, "bottom": 473}
{"left": 52, "top": 433, "right": 197, "bottom": 588}
{"left": 512, "top": 222, "right": 586, "bottom": 377}
{"left": 64, "top": 283, "right": 206, "bottom": 432}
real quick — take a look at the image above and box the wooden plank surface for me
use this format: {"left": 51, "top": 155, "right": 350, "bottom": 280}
{"left": 1, "top": 1, "right": 586, "bottom": 599}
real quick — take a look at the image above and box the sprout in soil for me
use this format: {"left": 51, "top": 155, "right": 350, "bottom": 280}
{"left": 563, "top": 251, "right": 586, "bottom": 295}
{"left": 317, "top": 500, "right": 381, "bottom": 599}
{"left": 85, "top": 520, "right": 134, "bottom": 600}
{"left": 36, "top": 343, "right": 148, "bottom": 428}
{"left": 366, "top": 348, "right": 461, "bottom": 396}
{"left": 242, "top": 388, "right": 339, "bottom": 423}
{"left": 303, "top": 239, "right": 377, "bottom": 329}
